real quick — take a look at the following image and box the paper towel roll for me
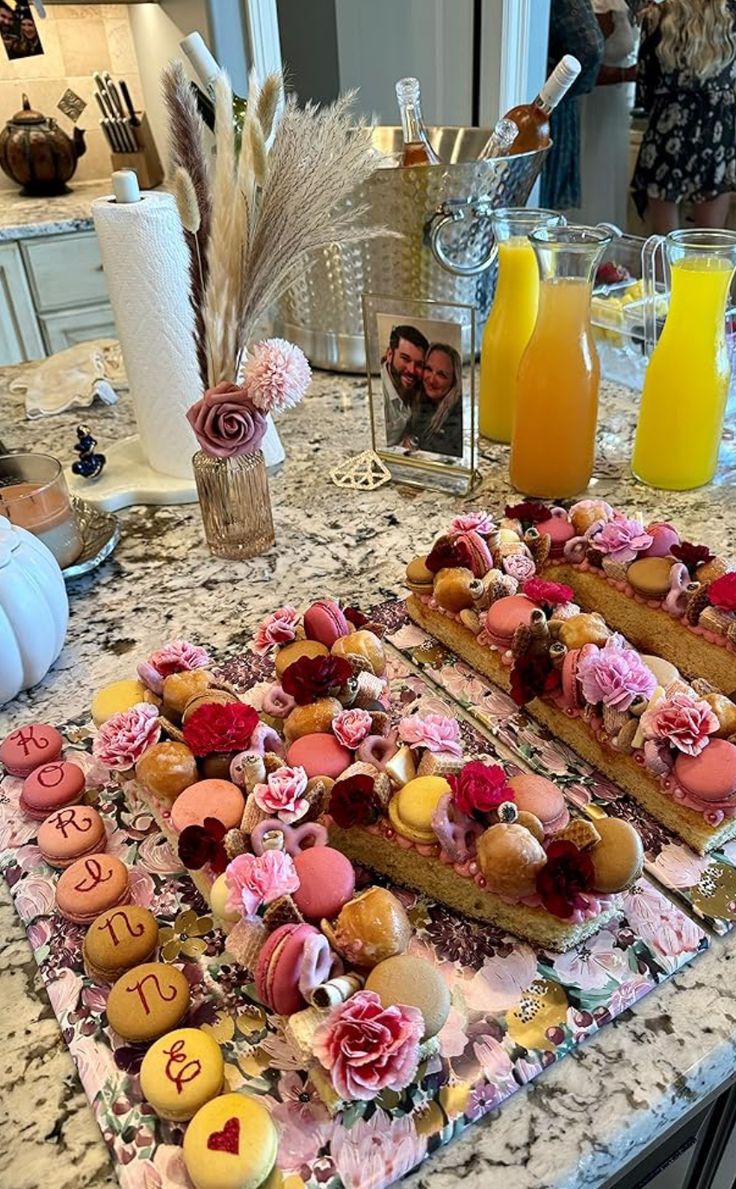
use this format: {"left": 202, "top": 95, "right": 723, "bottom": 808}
{"left": 92, "top": 191, "right": 201, "bottom": 479}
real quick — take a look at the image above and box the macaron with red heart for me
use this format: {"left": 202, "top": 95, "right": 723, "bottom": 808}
{"left": 19, "top": 760, "right": 86, "bottom": 821}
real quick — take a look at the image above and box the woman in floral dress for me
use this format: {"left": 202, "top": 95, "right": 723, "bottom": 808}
{"left": 631, "top": 0, "right": 736, "bottom": 233}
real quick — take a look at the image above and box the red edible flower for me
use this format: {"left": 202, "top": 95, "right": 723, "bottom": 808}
{"left": 425, "top": 534, "right": 474, "bottom": 574}
{"left": 670, "top": 541, "right": 714, "bottom": 575}
{"left": 344, "top": 606, "right": 369, "bottom": 628}
{"left": 504, "top": 501, "right": 552, "bottom": 525}
{"left": 178, "top": 816, "right": 228, "bottom": 873}
{"left": 182, "top": 702, "right": 259, "bottom": 757}
{"left": 449, "top": 761, "right": 512, "bottom": 817}
{"left": 536, "top": 839, "right": 594, "bottom": 918}
{"left": 706, "top": 572, "right": 736, "bottom": 612}
{"left": 522, "top": 578, "right": 574, "bottom": 607}
{"left": 281, "top": 654, "right": 353, "bottom": 705}
{"left": 510, "top": 651, "right": 561, "bottom": 707}
{"left": 330, "top": 774, "right": 381, "bottom": 828}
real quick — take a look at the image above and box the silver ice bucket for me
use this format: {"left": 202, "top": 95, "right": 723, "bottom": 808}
{"left": 273, "top": 126, "right": 549, "bottom": 372}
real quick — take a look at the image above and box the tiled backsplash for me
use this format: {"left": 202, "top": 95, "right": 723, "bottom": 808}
{"left": 0, "top": 4, "right": 142, "bottom": 191}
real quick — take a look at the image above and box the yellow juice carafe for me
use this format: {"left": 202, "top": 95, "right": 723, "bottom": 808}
{"left": 479, "top": 207, "right": 564, "bottom": 442}
{"left": 632, "top": 229, "right": 736, "bottom": 490}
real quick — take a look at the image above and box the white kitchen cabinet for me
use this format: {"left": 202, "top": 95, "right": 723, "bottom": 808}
{"left": 22, "top": 232, "right": 110, "bottom": 313}
{"left": 40, "top": 305, "right": 118, "bottom": 354}
{"left": 0, "top": 242, "right": 45, "bottom": 364}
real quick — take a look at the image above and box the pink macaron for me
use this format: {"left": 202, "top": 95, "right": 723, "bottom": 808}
{"left": 674, "top": 739, "right": 736, "bottom": 807}
{"left": 169, "top": 779, "right": 245, "bottom": 833}
{"left": 19, "top": 760, "right": 86, "bottom": 821}
{"left": 642, "top": 522, "right": 680, "bottom": 559}
{"left": 483, "top": 595, "right": 539, "bottom": 650}
{"left": 56, "top": 854, "right": 131, "bottom": 924}
{"left": 38, "top": 805, "right": 107, "bottom": 869}
{"left": 535, "top": 516, "right": 576, "bottom": 558}
{"left": 287, "top": 733, "right": 352, "bottom": 779}
{"left": 0, "top": 723, "right": 63, "bottom": 778}
{"left": 304, "top": 600, "right": 350, "bottom": 648}
{"left": 292, "top": 846, "right": 355, "bottom": 920}
{"left": 507, "top": 773, "right": 569, "bottom": 835}
{"left": 561, "top": 648, "right": 583, "bottom": 711}
{"left": 255, "top": 922, "right": 320, "bottom": 1014}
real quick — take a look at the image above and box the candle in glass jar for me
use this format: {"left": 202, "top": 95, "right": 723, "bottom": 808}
{"left": 0, "top": 480, "right": 82, "bottom": 568}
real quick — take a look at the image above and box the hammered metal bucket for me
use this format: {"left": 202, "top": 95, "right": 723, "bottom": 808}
{"left": 274, "top": 126, "right": 549, "bottom": 372}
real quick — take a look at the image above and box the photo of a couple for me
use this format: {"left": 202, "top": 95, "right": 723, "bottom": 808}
{"left": 380, "top": 321, "right": 464, "bottom": 459}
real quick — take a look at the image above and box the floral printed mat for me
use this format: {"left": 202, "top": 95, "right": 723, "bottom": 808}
{"left": 372, "top": 599, "right": 736, "bottom": 937}
{"left": 0, "top": 648, "right": 710, "bottom": 1189}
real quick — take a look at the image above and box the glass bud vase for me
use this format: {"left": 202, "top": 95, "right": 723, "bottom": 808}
{"left": 192, "top": 449, "right": 275, "bottom": 560}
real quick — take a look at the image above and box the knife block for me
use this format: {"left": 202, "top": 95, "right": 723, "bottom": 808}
{"left": 109, "top": 113, "right": 164, "bottom": 190}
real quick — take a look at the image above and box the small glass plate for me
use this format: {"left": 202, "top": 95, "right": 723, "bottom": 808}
{"left": 62, "top": 496, "right": 120, "bottom": 581}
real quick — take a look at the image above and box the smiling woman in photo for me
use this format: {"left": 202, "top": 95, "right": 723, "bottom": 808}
{"left": 404, "top": 342, "right": 463, "bottom": 458}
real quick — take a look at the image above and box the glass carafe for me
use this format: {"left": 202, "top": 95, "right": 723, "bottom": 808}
{"left": 479, "top": 207, "right": 565, "bottom": 443}
{"left": 510, "top": 224, "right": 613, "bottom": 498}
{"left": 632, "top": 229, "right": 736, "bottom": 490}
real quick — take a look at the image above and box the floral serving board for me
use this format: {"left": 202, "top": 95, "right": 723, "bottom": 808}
{"left": 0, "top": 649, "right": 710, "bottom": 1189}
{"left": 372, "top": 599, "right": 736, "bottom": 937}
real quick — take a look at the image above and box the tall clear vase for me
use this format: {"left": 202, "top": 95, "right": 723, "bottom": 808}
{"left": 192, "top": 449, "right": 275, "bottom": 560}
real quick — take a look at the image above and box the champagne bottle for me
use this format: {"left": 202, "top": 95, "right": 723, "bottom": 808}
{"left": 478, "top": 118, "right": 518, "bottom": 160}
{"left": 492, "top": 55, "right": 581, "bottom": 156}
{"left": 181, "top": 32, "right": 247, "bottom": 138}
{"left": 395, "top": 77, "right": 440, "bottom": 167}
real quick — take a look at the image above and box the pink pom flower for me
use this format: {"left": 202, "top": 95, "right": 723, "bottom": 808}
{"left": 592, "top": 515, "right": 653, "bottom": 564}
{"left": 253, "top": 607, "right": 300, "bottom": 655}
{"left": 577, "top": 644, "right": 656, "bottom": 712}
{"left": 641, "top": 691, "right": 719, "bottom": 756}
{"left": 137, "top": 639, "right": 211, "bottom": 695}
{"left": 333, "top": 708, "right": 373, "bottom": 749}
{"left": 398, "top": 713, "right": 462, "bottom": 756}
{"left": 225, "top": 849, "right": 300, "bottom": 919}
{"left": 312, "top": 990, "right": 423, "bottom": 1101}
{"left": 186, "top": 381, "right": 267, "bottom": 458}
{"left": 244, "top": 338, "right": 312, "bottom": 416}
{"left": 502, "top": 552, "right": 536, "bottom": 583}
{"left": 522, "top": 578, "right": 574, "bottom": 606}
{"left": 94, "top": 703, "right": 160, "bottom": 771}
{"left": 254, "top": 765, "right": 309, "bottom": 823}
{"left": 450, "top": 511, "right": 495, "bottom": 536}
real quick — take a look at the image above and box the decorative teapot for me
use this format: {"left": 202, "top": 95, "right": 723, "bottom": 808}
{"left": 0, "top": 93, "right": 86, "bottom": 195}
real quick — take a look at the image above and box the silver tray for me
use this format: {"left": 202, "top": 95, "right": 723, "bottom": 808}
{"left": 62, "top": 496, "right": 120, "bottom": 581}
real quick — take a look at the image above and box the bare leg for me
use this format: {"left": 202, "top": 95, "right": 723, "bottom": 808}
{"left": 648, "top": 197, "right": 679, "bottom": 234}
{"left": 692, "top": 193, "right": 732, "bottom": 228}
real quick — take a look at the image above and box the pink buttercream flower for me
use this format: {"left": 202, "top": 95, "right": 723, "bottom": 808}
{"left": 450, "top": 511, "right": 495, "bottom": 536}
{"left": 592, "top": 515, "right": 653, "bottom": 563}
{"left": 94, "top": 703, "right": 160, "bottom": 770}
{"left": 243, "top": 338, "right": 312, "bottom": 415}
{"left": 641, "top": 691, "right": 719, "bottom": 756}
{"left": 398, "top": 713, "right": 462, "bottom": 756}
{"left": 577, "top": 643, "right": 656, "bottom": 712}
{"left": 312, "top": 990, "right": 423, "bottom": 1102}
{"left": 186, "top": 381, "right": 267, "bottom": 459}
{"left": 225, "top": 849, "right": 300, "bottom": 919}
{"left": 137, "top": 639, "right": 211, "bottom": 695}
{"left": 253, "top": 606, "right": 300, "bottom": 655}
{"left": 253, "top": 765, "right": 309, "bottom": 823}
{"left": 333, "top": 708, "right": 373, "bottom": 749}
{"left": 502, "top": 552, "right": 536, "bottom": 582}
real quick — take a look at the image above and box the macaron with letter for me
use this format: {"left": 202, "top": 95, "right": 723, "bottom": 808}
{"left": 38, "top": 804, "right": 107, "bottom": 868}
{"left": 169, "top": 779, "right": 245, "bottom": 834}
{"left": 304, "top": 599, "right": 350, "bottom": 647}
{"left": 507, "top": 773, "right": 569, "bottom": 836}
{"left": 387, "top": 775, "right": 450, "bottom": 844}
{"left": 106, "top": 961, "right": 190, "bottom": 1043}
{"left": 183, "top": 1092, "right": 277, "bottom": 1189}
{"left": 255, "top": 922, "right": 322, "bottom": 1015}
{"left": 140, "top": 1027, "right": 224, "bottom": 1121}
{"left": 0, "top": 723, "right": 63, "bottom": 777}
{"left": 292, "top": 846, "right": 355, "bottom": 921}
{"left": 83, "top": 905, "right": 159, "bottom": 982}
{"left": 19, "top": 760, "right": 86, "bottom": 821}
{"left": 56, "top": 854, "right": 131, "bottom": 924}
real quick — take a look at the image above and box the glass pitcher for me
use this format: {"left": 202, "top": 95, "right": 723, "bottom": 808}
{"left": 632, "top": 229, "right": 736, "bottom": 490}
{"left": 509, "top": 224, "right": 613, "bottom": 498}
{"left": 479, "top": 207, "right": 565, "bottom": 443}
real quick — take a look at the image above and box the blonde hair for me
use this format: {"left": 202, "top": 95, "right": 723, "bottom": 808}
{"left": 424, "top": 343, "right": 462, "bottom": 436}
{"left": 658, "top": 0, "right": 736, "bottom": 80}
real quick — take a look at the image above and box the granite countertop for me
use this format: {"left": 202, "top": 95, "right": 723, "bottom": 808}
{"left": 0, "top": 360, "right": 735, "bottom": 1189}
{"left": 0, "top": 180, "right": 163, "bottom": 242}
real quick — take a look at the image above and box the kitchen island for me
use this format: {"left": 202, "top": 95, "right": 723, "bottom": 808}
{"left": 0, "top": 358, "right": 734, "bottom": 1189}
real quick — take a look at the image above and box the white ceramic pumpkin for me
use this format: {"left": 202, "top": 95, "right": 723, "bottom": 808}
{"left": 0, "top": 515, "right": 68, "bottom": 706}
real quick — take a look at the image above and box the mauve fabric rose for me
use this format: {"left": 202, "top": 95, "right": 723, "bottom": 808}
{"left": 641, "top": 691, "right": 719, "bottom": 756}
{"left": 450, "top": 511, "right": 495, "bottom": 536}
{"left": 398, "top": 713, "right": 462, "bottom": 756}
{"left": 93, "top": 703, "right": 160, "bottom": 770}
{"left": 313, "top": 990, "right": 423, "bottom": 1101}
{"left": 225, "top": 849, "right": 300, "bottom": 918}
{"left": 577, "top": 645, "right": 656, "bottom": 712}
{"left": 502, "top": 552, "right": 536, "bottom": 583}
{"left": 253, "top": 607, "right": 300, "bottom": 655}
{"left": 186, "top": 381, "right": 267, "bottom": 459}
{"left": 137, "top": 639, "right": 211, "bottom": 695}
{"left": 333, "top": 708, "right": 373, "bottom": 749}
{"left": 254, "top": 765, "right": 309, "bottom": 823}
{"left": 592, "top": 515, "right": 653, "bottom": 564}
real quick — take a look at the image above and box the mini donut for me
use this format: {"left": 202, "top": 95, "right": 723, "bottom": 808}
{"left": 284, "top": 697, "right": 342, "bottom": 744}
{"left": 589, "top": 817, "right": 644, "bottom": 893}
{"left": 275, "top": 640, "right": 328, "bottom": 679}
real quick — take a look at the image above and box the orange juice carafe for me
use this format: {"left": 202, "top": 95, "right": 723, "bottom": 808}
{"left": 632, "top": 229, "right": 736, "bottom": 490}
{"left": 509, "top": 225, "right": 613, "bottom": 498}
{"left": 479, "top": 208, "right": 564, "bottom": 442}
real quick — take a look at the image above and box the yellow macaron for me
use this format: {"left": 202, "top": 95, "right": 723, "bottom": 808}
{"left": 140, "top": 1027, "right": 224, "bottom": 1121}
{"left": 387, "top": 775, "right": 450, "bottom": 844}
{"left": 210, "top": 873, "right": 240, "bottom": 926}
{"left": 91, "top": 679, "right": 151, "bottom": 726}
{"left": 183, "top": 1092, "right": 278, "bottom": 1189}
